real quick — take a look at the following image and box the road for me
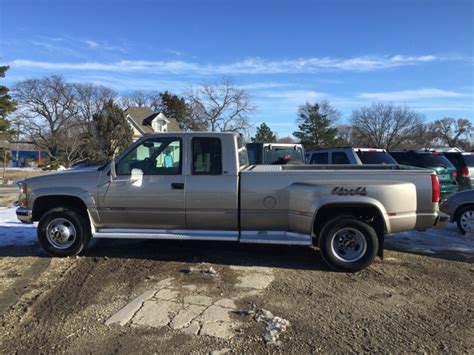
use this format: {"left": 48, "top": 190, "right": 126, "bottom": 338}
{"left": 0, "top": 233, "right": 473, "bottom": 353}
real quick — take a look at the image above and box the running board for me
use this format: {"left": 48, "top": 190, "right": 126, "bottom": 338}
{"left": 240, "top": 231, "right": 312, "bottom": 245}
{"left": 93, "top": 229, "right": 312, "bottom": 246}
{"left": 93, "top": 229, "right": 238, "bottom": 242}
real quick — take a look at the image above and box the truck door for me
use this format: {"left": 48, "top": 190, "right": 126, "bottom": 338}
{"left": 185, "top": 136, "right": 239, "bottom": 231}
{"left": 98, "top": 137, "right": 185, "bottom": 228}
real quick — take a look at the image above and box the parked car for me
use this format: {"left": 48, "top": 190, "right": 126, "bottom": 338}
{"left": 16, "top": 132, "right": 447, "bottom": 272}
{"left": 246, "top": 143, "right": 304, "bottom": 165}
{"left": 389, "top": 150, "right": 458, "bottom": 200}
{"left": 436, "top": 151, "right": 474, "bottom": 191}
{"left": 305, "top": 147, "right": 398, "bottom": 165}
{"left": 440, "top": 189, "right": 474, "bottom": 234}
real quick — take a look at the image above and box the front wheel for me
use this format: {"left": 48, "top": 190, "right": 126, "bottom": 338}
{"left": 318, "top": 218, "right": 379, "bottom": 272}
{"left": 37, "top": 208, "right": 91, "bottom": 257}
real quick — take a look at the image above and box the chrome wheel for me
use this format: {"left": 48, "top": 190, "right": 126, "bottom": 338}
{"left": 46, "top": 218, "right": 77, "bottom": 249}
{"left": 460, "top": 209, "right": 474, "bottom": 233}
{"left": 330, "top": 227, "right": 367, "bottom": 262}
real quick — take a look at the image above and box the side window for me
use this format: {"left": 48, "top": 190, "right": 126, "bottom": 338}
{"left": 116, "top": 138, "right": 181, "bottom": 175}
{"left": 310, "top": 153, "right": 328, "bottom": 164}
{"left": 332, "top": 152, "right": 350, "bottom": 164}
{"left": 192, "top": 137, "right": 222, "bottom": 175}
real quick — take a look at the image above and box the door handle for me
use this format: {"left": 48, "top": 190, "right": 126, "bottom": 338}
{"left": 171, "top": 182, "right": 185, "bottom": 190}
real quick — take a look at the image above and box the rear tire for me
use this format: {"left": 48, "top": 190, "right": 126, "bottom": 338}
{"left": 456, "top": 206, "right": 474, "bottom": 235}
{"left": 318, "top": 217, "right": 378, "bottom": 272}
{"left": 37, "top": 208, "right": 91, "bottom": 257}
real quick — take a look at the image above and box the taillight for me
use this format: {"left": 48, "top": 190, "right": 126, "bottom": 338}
{"left": 461, "top": 166, "right": 469, "bottom": 177}
{"left": 431, "top": 174, "right": 440, "bottom": 203}
{"left": 19, "top": 183, "right": 28, "bottom": 207}
{"left": 453, "top": 170, "right": 457, "bottom": 178}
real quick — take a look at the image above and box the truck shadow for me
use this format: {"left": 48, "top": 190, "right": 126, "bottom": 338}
{"left": 87, "top": 239, "right": 332, "bottom": 271}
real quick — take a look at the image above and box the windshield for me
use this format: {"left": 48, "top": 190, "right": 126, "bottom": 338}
{"left": 356, "top": 150, "right": 398, "bottom": 164}
{"left": 418, "top": 153, "right": 454, "bottom": 168}
{"left": 264, "top": 145, "right": 304, "bottom": 164}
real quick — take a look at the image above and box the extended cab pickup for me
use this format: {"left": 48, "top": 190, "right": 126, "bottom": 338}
{"left": 16, "top": 132, "right": 448, "bottom": 271}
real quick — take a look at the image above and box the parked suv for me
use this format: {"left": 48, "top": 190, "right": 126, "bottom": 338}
{"left": 437, "top": 151, "right": 474, "bottom": 191}
{"left": 247, "top": 143, "right": 304, "bottom": 165}
{"left": 305, "top": 147, "right": 398, "bottom": 165}
{"left": 389, "top": 150, "right": 458, "bottom": 200}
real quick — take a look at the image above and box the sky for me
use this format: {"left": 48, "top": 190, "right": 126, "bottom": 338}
{"left": 0, "top": 0, "right": 473, "bottom": 137}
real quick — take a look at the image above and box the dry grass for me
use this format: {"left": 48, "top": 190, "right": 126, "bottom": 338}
{"left": 1, "top": 169, "right": 45, "bottom": 183}
{"left": 0, "top": 195, "right": 17, "bottom": 208}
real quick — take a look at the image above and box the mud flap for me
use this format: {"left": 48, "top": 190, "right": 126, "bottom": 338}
{"left": 377, "top": 234, "right": 384, "bottom": 259}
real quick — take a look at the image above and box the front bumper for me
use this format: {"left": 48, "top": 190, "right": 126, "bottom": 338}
{"left": 434, "top": 212, "right": 450, "bottom": 229}
{"left": 16, "top": 207, "right": 33, "bottom": 224}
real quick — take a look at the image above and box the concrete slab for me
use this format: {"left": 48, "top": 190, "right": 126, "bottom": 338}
{"left": 105, "top": 290, "right": 156, "bottom": 326}
{"left": 152, "top": 277, "right": 174, "bottom": 291}
{"left": 132, "top": 300, "right": 181, "bottom": 327}
{"left": 183, "top": 295, "right": 213, "bottom": 306}
{"left": 200, "top": 321, "right": 235, "bottom": 340}
{"left": 235, "top": 273, "right": 274, "bottom": 290}
{"left": 182, "top": 321, "right": 201, "bottom": 335}
{"left": 169, "top": 305, "right": 206, "bottom": 330}
{"left": 155, "top": 288, "right": 179, "bottom": 301}
{"left": 199, "top": 305, "right": 233, "bottom": 323}
{"left": 214, "top": 298, "right": 237, "bottom": 309}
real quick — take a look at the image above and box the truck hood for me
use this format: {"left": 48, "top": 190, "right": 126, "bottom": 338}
{"left": 22, "top": 167, "right": 103, "bottom": 189}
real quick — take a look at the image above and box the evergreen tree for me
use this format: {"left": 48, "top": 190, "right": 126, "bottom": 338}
{"left": 251, "top": 123, "right": 276, "bottom": 143}
{"left": 0, "top": 66, "right": 16, "bottom": 139}
{"left": 293, "top": 102, "right": 339, "bottom": 149}
{"left": 92, "top": 100, "right": 133, "bottom": 160}
{"left": 159, "top": 91, "right": 206, "bottom": 131}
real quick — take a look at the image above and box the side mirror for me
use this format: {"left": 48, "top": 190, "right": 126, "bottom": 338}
{"left": 110, "top": 160, "right": 117, "bottom": 181}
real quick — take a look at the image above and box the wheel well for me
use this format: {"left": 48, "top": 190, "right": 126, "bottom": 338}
{"left": 454, "top": 203, "right": 474, "bottom": 221}
{"left": 32, "top": 195, "right": 89, "bottom": 222}
{"left": 313, "top": 204, "right": 386, "bottom": 256}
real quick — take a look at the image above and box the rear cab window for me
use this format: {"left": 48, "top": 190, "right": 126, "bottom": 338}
{"left": 264, "top": 145, "right": 304, "bottom": 164}
{"left": 192, "top": 137, "right": 222, "bottom": 175}
{"left": 310, "top": 152, "right": 328, "bottom": 164}
{"left": 356, "top": 150, "right": 398, "bottom": 164}
{"left": 332, "top": 152, "right": 350, "bottom": 164}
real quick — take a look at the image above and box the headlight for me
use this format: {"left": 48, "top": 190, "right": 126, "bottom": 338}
{"left": 18, "top": 183, "right": 28, "bottom": 208}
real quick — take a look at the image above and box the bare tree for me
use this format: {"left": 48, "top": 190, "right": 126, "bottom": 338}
{"left": 351, "top": 102, "right": 424, "bottom": 149}
{"left": 430, "top": 117, "right": 472, "bottom": 148}
{"left": 186, "top": 79, "right": 256, "bottom": 132}
{"left": 121, "top": 90, "right": 161, "bottom": 111}
{"left": 74, "top": 83, "right": 116, "bottom": 123}
{"left": 13, "top": 75, "right": 78, "bottom": 160}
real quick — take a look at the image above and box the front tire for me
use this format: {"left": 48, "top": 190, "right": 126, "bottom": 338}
{"left": 37, "top": 208, "right": 91, "bottom": 257}
{"left": 318, "top": 218, "right": 378, "bottom": 272}
{"left": 456, "top": 206, "right": 474, "bottom": 235}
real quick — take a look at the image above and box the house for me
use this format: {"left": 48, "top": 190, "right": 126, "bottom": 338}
{"left": 0, "top": 140, "right": 48, "bottom": 167}
{"left": 125, "top": 107, "right": 181, "bottom": 141}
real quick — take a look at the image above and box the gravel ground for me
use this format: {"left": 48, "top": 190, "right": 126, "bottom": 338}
{"left": 0, "top": 234, "right": 473, "bottom": 354}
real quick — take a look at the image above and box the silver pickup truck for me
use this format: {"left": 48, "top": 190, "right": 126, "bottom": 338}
{"left": 16, "top": 132, "right": 448, "bottom": 271}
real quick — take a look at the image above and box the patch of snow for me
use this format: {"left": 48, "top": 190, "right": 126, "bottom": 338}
{"left": 253, "top": 308, "right": 290, "bottom": 345}
{"left": 386, "top": 223, "right": 474, "bottom": 255}
{"left": 0, "top": 207, "right": 37, "bottom": 247}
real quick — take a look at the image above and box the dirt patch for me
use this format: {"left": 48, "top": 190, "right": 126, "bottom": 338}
{"left": 0, "top": 240, "right": 473, "bottom": 353}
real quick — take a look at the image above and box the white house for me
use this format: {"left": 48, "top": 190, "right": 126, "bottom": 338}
{"left": 125, "top": 107, "right": 181, "bottom": 141}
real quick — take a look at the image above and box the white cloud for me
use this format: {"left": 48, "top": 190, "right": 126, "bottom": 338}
{"left": 84, "top": 40, "right": 100, "bottom": 48}
{"left": 8, "top": 54, "right": 440, "bottom": 76}
{"left": 357, "top": 88, "right": 469, "bottom": 101}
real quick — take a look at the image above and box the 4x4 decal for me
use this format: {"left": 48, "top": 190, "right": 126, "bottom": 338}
{"left": 331, "top": 186, "right": 367, "bottom": 196}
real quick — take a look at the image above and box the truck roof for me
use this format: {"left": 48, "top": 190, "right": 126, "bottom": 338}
{"left": 140, "top": 131, "right": 240, "bottom": 139}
